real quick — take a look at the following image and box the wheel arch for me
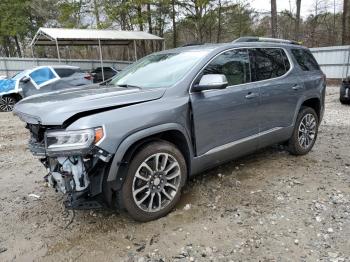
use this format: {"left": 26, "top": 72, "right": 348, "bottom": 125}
{"left": 2, "top": 92, "right": 22, "bottom": 101}
{"left": 301, "top": 97, "right": 321, "bottom": 120}
{"left": 293, "top": 96, "right": 322, "bottom": 126}
{"left": 106, "top": 123, "right": 193, "bottom": 188}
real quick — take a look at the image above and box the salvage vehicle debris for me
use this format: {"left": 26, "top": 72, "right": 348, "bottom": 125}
{"left": 13, "top": 37, "right": 325, "bottom": 221}
{"left": 28, "top": 193, "right": 40, "bottom": 199}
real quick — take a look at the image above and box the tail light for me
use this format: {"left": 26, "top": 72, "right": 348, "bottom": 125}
{"left": 84, "top": 74, "right": 93, "bottom": 81}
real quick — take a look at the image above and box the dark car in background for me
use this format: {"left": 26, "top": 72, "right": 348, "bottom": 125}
{"left": 91, "top": 67, "right": 119, "bottom": 83}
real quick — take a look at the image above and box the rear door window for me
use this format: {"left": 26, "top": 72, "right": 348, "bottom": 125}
{"left": 203, "top": 48, "right": 251, "bottom": 86}
{"left": 291, "top": 49, "right": 320, "bottom": 71}
{"left": 249, "top": 48, "right": 291, "bottom": 82}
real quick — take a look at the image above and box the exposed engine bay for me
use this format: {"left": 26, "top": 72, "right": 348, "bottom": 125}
{"left": 47, "top": 156, "right": 89, "bottom": 194}
{"left": 26, "top": 123, "right": 112, "bottom": 209}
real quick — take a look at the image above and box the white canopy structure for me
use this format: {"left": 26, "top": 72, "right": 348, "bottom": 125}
{"left": 30, "top": 27, "right": 165, "bottom": 81}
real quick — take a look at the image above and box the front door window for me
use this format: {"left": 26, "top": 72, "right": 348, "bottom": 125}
{"left": 29, "top": 67, "right": 59, "bottom": 89}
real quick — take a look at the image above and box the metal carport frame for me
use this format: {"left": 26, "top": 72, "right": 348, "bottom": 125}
{"left": 30, "top": 27, "right": 165, "bottom": 81}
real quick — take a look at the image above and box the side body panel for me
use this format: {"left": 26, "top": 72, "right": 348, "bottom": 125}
{"left": 190, "top": 83, "right": 260, "bottom": 156}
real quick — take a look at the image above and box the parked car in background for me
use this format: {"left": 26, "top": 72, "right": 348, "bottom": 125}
{"left": 91, "top": 66, "right": 118, "bottom": 83}
{"left": 340, "top": 77, "right": 350, "bottom": 104}
{"left": 0, "top": 65, "right": 93, "bottom": 112}
{"left": 14, "top": 37, "right": 325, "bottom": 221}
{"left": 0, "top": 70, "right": 30, "bottom": 112}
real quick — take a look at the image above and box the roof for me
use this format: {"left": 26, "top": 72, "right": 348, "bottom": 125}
{"left": 31, "top": 27, "right": 164, "bottom": 46}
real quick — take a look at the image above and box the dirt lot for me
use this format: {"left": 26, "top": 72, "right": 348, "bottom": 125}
{"left": 0, "top": 86, "right": 349, "bottom": 262}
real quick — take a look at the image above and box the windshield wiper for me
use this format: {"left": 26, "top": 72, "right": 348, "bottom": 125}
{"left": 117, "top": 84, "right": 142, "bottom": 89}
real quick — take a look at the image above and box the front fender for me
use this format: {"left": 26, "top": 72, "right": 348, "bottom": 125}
{"left": 107, "top": 123, "right": 192, "bottom": 184}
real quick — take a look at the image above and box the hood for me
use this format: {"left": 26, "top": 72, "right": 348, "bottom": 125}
{"left": 13, "top": 84, "right": 166, "bottom": 126}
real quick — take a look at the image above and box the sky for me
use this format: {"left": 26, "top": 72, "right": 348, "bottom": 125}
{"left": 249, "top": 0, "right": 343, "bottom": 18}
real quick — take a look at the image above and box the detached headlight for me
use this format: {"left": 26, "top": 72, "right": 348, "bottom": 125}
{"left": 45, "top": 127, "right": 104, "bottom": 153}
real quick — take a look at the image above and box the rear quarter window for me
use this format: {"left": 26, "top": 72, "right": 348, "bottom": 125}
{"left": 291, "top": 49, "right": 320, "bottom": 71}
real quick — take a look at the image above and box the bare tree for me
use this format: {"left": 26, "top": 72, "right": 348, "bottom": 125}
{"left": 271, "top": 0, "right": 277, "bottom": 37}
{"left": 171, "top": 0, "right": 177, "bottom": 47}
{"left": 92, "top": 0, "right": 101, "bottom": 29}
{"left": 217, "top": 0, "right": 222, "bottom": 43}
{"left": 342, "top": 0, "right": 348, "bottom": 44}
{"left": 295, "top": 0, "right": 301, "bottom": 41}
{"left": 147, "top": 3, "right": 154, "bottom": 51}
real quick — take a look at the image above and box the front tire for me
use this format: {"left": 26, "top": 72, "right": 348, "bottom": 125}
{"left": 0, "top": 95, "right": 17, "bottom": 112}
{"left": 120, "top": 141, "right": 187, "bottom": 222}
{"left": 287, "top": 107, "right": 319, "bottom": 155}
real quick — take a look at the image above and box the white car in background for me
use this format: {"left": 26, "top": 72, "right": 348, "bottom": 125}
{"left": 0, "top": 65, "right": 93, "bottom": 112}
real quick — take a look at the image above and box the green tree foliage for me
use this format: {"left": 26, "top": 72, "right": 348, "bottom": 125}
{"left": 0, "top": 0, "right": 57, "bottom": 57}
{"left": 57, "top": 0, "right": 86, "bottom": 28}
{"left": 0, "top": 0, "right": 346, "bottom": 57}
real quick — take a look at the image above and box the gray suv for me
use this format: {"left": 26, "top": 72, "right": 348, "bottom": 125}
{"left": 14, "top": 37, "right": 325, "bottom": 221}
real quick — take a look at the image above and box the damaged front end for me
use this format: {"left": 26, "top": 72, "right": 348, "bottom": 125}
{"left": 27, "top": 124, "right": 112, "bottom": 209}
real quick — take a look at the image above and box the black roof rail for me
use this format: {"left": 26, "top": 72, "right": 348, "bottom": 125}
{"left": 233, "top": 36, "right": 301, "bottom": 45}
{"left": 181, "top": 42, "right": 204, "bottom": 47}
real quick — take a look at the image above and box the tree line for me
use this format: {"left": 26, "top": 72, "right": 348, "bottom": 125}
{"left": 0, "top": 0, "right": 349, "bottom": 58}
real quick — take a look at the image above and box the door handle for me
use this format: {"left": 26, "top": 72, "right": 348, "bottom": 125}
{"left": 245, "top": 92, "right": 259, "bottom": 99}
{"left": 292, "top": 84, "right": 302, "bottom": 90}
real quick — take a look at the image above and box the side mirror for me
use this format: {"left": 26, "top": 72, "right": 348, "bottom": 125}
{"left": 20, "top": 76, "right": 30, "bottom": 83}
{"left": 192, "top": 74, "right": 228, "bottom": 92}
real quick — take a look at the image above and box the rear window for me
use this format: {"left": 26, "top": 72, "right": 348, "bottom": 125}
{"left": 92, "top": 68, "right": 101, "bottom": 73}
{"left": 249, "top": 48, "right": 291, "bottom": 82}
{"left": 291, "top": 49, "right": 320, "bottom": 71}
{"left": 103, "top": 67, "right": 115, "bottom": 72}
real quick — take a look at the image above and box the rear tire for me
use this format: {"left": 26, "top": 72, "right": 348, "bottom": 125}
{"left": 287, "top": 107, "right": 319, "bottom": 155}
{"left": 120, "top": 141, "right": 187, "bottom": 222}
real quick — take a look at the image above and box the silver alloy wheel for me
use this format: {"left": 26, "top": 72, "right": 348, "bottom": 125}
{"left": 298, "top": 113, "right": 317, "bottom": 149}
{"left": 132, "top": 153, "right": 181, "bottom": 212}
{"left": 0, "top": 97, "right": 16, "bottom": 112}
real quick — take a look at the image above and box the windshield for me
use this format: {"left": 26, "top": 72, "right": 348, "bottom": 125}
{"left": 110, "top": 51, "right": 209, "bottom": 89}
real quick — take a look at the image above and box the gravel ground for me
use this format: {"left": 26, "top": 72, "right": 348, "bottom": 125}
{"left": 0, "top": 86, "right": 349, "bottom": 262}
